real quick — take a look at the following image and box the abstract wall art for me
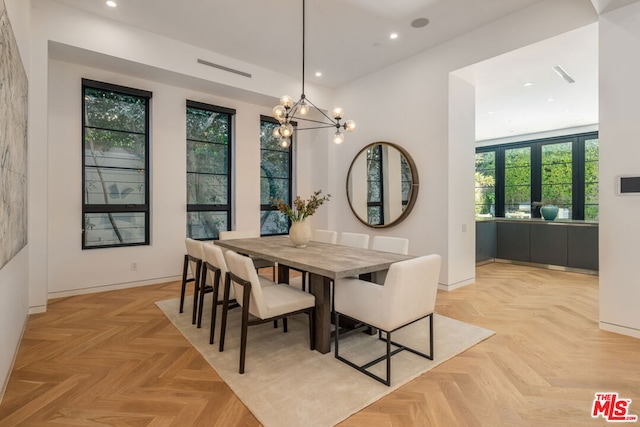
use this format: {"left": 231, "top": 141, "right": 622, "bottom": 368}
{"left": 0, "top": 0, "right": 28, "bottom": 270}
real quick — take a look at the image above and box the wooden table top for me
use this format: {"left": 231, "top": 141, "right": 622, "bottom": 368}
{"left": 214, "top": 235, "right": 413, "bottom": 280}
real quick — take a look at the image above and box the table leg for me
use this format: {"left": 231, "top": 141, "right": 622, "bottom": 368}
{"left": 278, "top": 264, "right": 290, "bottom": 284}
{"left": 309, "top": 272, "right": 331, "bottom": 354}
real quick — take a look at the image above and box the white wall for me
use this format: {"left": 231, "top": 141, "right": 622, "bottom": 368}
{"left": 598, "top": 1, "right": 640, "bottom": 338}
{"left": 329, "top": 0, "right": 597, "bottom": 287}
{"left": 28, "top": 0, "right": 333, "bottom": 303}
{"left": 1, "top": 0, "right": 31, "bottom": 402}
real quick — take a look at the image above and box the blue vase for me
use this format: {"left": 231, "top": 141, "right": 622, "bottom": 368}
{"left": 540, "top": 205, "right": 559, "bottom": 221}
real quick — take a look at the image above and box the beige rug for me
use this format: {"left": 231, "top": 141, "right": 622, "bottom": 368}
{"left": 156, "top": 296, "right": 494, "bottom": 427}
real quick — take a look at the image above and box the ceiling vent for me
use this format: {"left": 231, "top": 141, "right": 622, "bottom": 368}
{"left": 197, "top": 59, "right": 252, "bottom": 78}
{"left": 552, "top": 65, "right": 575, "bottom": 84}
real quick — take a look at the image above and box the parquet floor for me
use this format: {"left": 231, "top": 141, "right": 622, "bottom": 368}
{"left": 1, "top": 262, "right": 639, "bottom": 426}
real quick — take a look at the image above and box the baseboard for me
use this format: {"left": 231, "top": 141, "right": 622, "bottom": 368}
{"left": 599, "top": 321, "right": 640, "bottom": 339}
{"left": 437, "top": 277, "right": 475, "bottom": 292}
{"left": 48, "top": 275, "right": 181, "bottom": 300}
{"left": 493, "top": 259, "right": 598, "bottom": 276}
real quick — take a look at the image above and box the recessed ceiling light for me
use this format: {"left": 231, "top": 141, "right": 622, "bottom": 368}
{"left": 106, "top": 0, "right": 117, "bottom": 7}
{"left": 411, "top": 17, "right": 429, "bottom": 28}
{"left": 389, "top": 33, "right": 399, "bottom": 40}
{"left": 547, "top": 98, "right": 555, "bottom": 102}
{"left": 315, "top": 71, "right": 322, "bottom": 77}
{"left": 488, "top": 111, "right": 495, "bottom": 115}
{"left": 523, "top": 82, "right": 533, "bottom": 87}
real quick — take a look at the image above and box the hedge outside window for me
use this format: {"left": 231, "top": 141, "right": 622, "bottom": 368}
{"left": 475, "top": 132, "right": 598, "bottom": 221}
{"left": 82, "top": 79, "right": 151, "bottom": 249}
{"left": 186, "top": 101, "right": 234, "bottom": 240}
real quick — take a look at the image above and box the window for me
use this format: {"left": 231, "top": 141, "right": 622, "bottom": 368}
{"left": 541, "top": 141, "right": 572, "bottom": 219}
{"left": 475, "top": 132, "right": 598, "bottom": 220}
{"left": 260, "top": 116, "right": 292, "bottom": 235}
{"left": 186, "top": 101, "right": 234, "bottom": 240}
{"left": 504, "top": 146, "right": 531, "bottom": 218}
{"left": 475, "top": 151, "right": 496, "bottom": 217}
{"left": 367, "top": 144, "right": 384, "bottom": 225}
{"left": 82, "top": 79, "right": 151, "bottom": 249}
{"left": 401, "top": 155, "right": 411, "bottom": 210}
{"left": 584, "top": 138, "right": 599, "bottom": 220}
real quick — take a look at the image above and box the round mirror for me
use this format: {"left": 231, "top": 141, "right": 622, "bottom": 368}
{"left": 346, "top": 142, "right": 419, "bottom": 228}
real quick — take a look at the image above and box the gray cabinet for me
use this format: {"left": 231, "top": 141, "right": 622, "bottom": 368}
{"left": 478, "top": 220, "right": 598, "bottom": 271}
{"left": 497, "top": 222, "right": 530, "bottom": 262}
{"left": 476, "top": 221, "right": 497, "bottom": 262}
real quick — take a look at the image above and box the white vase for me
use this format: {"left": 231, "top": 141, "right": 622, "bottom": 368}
{"left": 289, "top": 220, "right": 312, "bottom": 248}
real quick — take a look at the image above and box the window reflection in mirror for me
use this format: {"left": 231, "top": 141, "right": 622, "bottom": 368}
{"left": 347, "top": 142, "right": 418, "bottom": 228}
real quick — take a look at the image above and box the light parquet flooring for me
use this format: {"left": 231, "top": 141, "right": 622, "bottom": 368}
{"left": 1, "top": 263, "right": 640, "bottom": 426}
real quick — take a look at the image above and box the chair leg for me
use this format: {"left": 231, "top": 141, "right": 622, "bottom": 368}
{"left": 209, "top": 269, "right": 221, "bottom": 345}
{"left": 197, "top": 268, "right": 207, "bottom": 328}
{"left": 191, "top": 261, "right": 202, "bottom": 325}
{"left": 239, "top": 286, "right": 251, "bottom": 374}
{"left": 302, "top": 272, "right": 306, "bottom": 292}
{"left": 283, "top": 317, "right": 288, "bottom": 333}
{"left": 179, "top": 255, "right": 189, "bottom": 313}
{"left": 386, "top": 331, "right": 392, "bottom": 386}
{"left": 219, "top": 273, "right": 231, "bottom": 352}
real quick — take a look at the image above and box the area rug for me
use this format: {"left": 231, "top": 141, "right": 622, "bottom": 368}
{"left": 156, "top": 297, "right": 494, "bottom": 427}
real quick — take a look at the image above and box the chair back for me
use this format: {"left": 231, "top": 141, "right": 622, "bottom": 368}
{"left": 185, "top": 238, "right": 205, "bottom": 278}
{"left": 371, "top": 236, "right": 409, "bottom": 255}
{"left": 203, "top": 243, "right": 234, "bottom": 298}
{"left": 224, "top": 250, "right": 268, "bottom": 319}
{"left": 313, "top": 229, "right": 338, "bottom": 244}
{"left": 219, "top": 230, "right": 260, "bottom": 240}
{"left": 381, "top": 254, "right": 441, "bottom": 330}
{"left": 339, "top": 232, "right": 369, "bottom": 249}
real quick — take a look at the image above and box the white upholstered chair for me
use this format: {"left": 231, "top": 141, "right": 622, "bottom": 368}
{"left": 371, "top": 236, "right": 409, "bottom": 255}
{"left": 333, "top": 254, "right": 442, "bottom": 386}
{"left": 219, "top": 250, "right": 316, "bottom": 374}
{"left": 370, "top": 236, "right": 410, "bottom": 284}
{"left": 338, "top": 232, "right": 370, "bottom": 249}
{"left": 180, "top": 238, "right": 206, "bottom": 325}
{"left": 201, "top": 243, "right": 237, "bottom": 344}
{"left": 219, "top": 230, "right": 276, "bottom": 280}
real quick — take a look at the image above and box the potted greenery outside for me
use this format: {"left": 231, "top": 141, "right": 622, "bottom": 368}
{"left": 271, "top": 190, "right": 331, "bottom": 247}
{"left": 532, "top": 200, "right": 560, "bottom": 221}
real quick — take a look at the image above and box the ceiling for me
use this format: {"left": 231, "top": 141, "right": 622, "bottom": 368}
{"left": 50, "top": 0, "right": 600, "bottom": 141}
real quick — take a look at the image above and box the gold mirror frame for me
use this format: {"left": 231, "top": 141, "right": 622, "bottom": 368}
{"left": 346, "top": 142, "right": 419, "bottom": 228}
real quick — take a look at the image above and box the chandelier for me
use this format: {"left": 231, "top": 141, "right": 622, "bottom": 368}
{"left": 272, "top": 0, "right": 356, "bottom": 148}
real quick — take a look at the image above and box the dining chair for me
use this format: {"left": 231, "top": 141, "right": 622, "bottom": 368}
{"left": 339, "top": 231, "right": 370, "bottom": 249}
{"left": 219, "top": 230, "right": 276, "bottom": 281}
{"left": 180, "top": 238, "right": 206, "bottom": 325}
{"left": 370, "top": 236, "right": 410, "bottom": 284}
{"left": 289, "top": 229, "right": 338, "bottom": 292}
{"left": 371, "top": 236, "right": 409, "bottom": 255}
{"left": 219, "top": 250, "right": 316, "bottom": 374}
{"left": 333, "top": 254, "right": 441, "bottom": 386}
{"left": 201, "top": 243, "right": 238, "bottom": 344}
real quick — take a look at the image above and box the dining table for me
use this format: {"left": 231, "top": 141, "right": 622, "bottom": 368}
{"left": 214, "top": 235, "right": 413, "bottom": 354}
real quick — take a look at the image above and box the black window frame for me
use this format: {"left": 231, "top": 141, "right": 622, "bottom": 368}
{"left": 81, "top": 79, "right": 152, "bottom": 249}
{"left": 186, "top": 100, "right": 234, "bottom": 240}
{"left": 476, "top": 131, "right": 598, "bottom": 220}
{"left": 260, "top": 115, "right": 293, "bottom": 236}
{"left": 367, "top": 144, "right": 384, "bottom": 225}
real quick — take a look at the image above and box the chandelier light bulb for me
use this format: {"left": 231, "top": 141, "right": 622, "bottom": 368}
{"left": 280, "top": 123, "right": 294, "bottom": 138}
{"left": 332, "top": 131, "right": 344, "bottom": 145}
{"left": 273, "top": 105, "right": 287, "bottom": 122}
{"left": 280, "top": 95, "right": 294, "bottom": 109}
{"left": 299, "top": 101, "right": 309, "bottom": 115}
{"left": 272, "top": 127, "right": 282, "bottom": 138}
{"left": 332, "top": 107, "right": 344, "bottom": 120}
{"left": 344, "top": 120, "right": 356, "bottom": 132}
{"left": 280, "top": 137, "right": 290, "bottom": 148}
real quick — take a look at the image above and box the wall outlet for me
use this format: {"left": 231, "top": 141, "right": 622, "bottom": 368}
{"left": 131, "top": 262, "right": 138, "bottom": 271}
{"left": 461, "top": 223, "right": 468, "bottom": 232}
